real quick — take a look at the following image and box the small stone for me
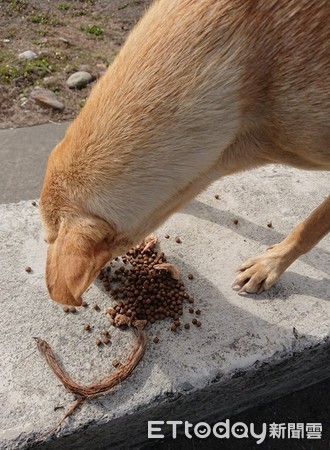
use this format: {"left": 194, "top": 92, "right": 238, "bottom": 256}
{"left": 58, "top": 37, "right": 71, "bottom": 45}
{"left": 18, "top": 50, "right": 37, "bottom": 61}
{"left": 25, "top": 266, "right": 32, "bottom": 273}
{"left": 30, "top": 87, "right": 64, "bottom": 110}
{"left": 66, "top": 71, "right": 93, "bottom": 89}
{"left": 153, "top": 336, "right": 159, "bottom": 344}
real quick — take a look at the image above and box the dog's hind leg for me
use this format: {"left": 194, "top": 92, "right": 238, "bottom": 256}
{"left": 232, "top": 196, "right": 330, "bottom": 294}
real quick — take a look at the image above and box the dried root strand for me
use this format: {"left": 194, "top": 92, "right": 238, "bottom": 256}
{"left": 33, "top": 320, "right": 147, "bottom": 399}
{"left": 153, "top": 263, "right": 180, "bottom": 280}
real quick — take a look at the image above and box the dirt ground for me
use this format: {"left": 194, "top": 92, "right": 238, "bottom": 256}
{"left": 0, "top": 0, "right": 152, "bottom": 129}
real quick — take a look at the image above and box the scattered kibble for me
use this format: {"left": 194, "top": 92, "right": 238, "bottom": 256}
{"left": 81, "top": 301, "right": 88, "bottom": 307}
{"left": 69, "top": 306, "right": 77, "bottom": 313}
{"left": 196, "top": 320, "right": 201, "bottom": 327}
{"left": 102, "top": 330, "right": 110, "bottom": 338}
{"left": 195, "top": 309, "right": 201, "bottom": 315}
{"left": 63, "top": 306, "right": 69, "bottom": 313}
{"left": 25, "top": 266, "right": 32, "bottom": 273}
{"left": 189, "top": 307, "right": 194, "bottom": 314}
{"left": 92, "top": 303, "right": 100, "bottom": 311}
{"left": 188, "top": 273, "right": 194, "bottom": 280}
{"left": 31, "top": 201, "right": 37, "bottom": 206}
{"left": 153, "top": 336, "right": 159, "bottom": 344}
{"left": 112, "top": 359, "right": 120, "bottom": 368}
{"left": 192, "top": 318, "right": 197, "bottom": 325}
{"left": 215, "top": 194, "right": 220, "bottom": 199}
{"left": 233, "top": 219, "right": 239, "bottom": 225}
{"left": 171, "top": 324, "right": 177, "bottom": 332}
{"left": 267, "top": 221, "right": 273, "bottom": 228}
{"left": 164, "top": 234, "right": 170, "bottom": 239}
{"left": 184, "top": 323, "right": 190, "bottom": 330}
{"left": 103, "top": 336, "right": 110, "bottom": 345}
{"left": 84, "top": 323, "right": 91, "bottom": 331}
{"left": 175, "top": 236, "right": 182, "bottom": 243}
{"left": 95, "top": 338, "right": 102, "bottom": 346}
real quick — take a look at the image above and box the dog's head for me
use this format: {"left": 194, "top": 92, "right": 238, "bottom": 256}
{"left": 41, "top": 212, "right": 114, "bottom": 306}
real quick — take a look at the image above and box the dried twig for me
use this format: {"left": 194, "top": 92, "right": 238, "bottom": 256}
{"left": 33, "top": 319, "right": 147, "bottom": 443}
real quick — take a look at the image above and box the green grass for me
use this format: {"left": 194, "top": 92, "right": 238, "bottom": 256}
{"left": 58, "top": 2, "right": 70, "bottom": 11}
{"left": 30, "top": 14, "right": 63, "bottom": 26}
{"left": 5, "top": 0, "right": 27, "bottom": 12}
{"left": 82, "top": 24, "right": 104, "bottom": 37}
{"left": 0, "top": 57, "right": 55, "bottom": 84}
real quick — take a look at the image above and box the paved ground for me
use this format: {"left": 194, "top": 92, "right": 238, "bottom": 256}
{"left": 0, "top": 123, "right": 329, "bottom": 450}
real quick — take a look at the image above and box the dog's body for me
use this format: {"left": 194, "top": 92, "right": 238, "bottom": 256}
{"left": 40, "top": 0, "right": 330, "bottom": 305}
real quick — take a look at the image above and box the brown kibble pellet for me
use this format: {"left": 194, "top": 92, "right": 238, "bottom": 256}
{"left": 103, "top": 337, "right": 110, "bottom": 345}
{"left": 83, "top": 323, "right": 91, "bottom": 331}
{"left": 69, "top": 306, "right": 76, "bottom": 313}
{"left": 95, "top": 338, "right": 102, "bottom": 346}
{"left": 153, "top": 336, "right": 159, "bottom": 344}
{"left": 215, "top": 194, "right": 220, "bottom": 199}
{"left": 267, "top": 221, "right": 273, "bottom": 228}
{"left": 25, "top": 266, "right": 32, "bottom": 273}
{"left": 195, "top": 309, "right": 201, "bottom": 315}
{"left": 112, "top": 359, "right": 120, "bottom": 368}
{"left": 171, "top": 324, "right": 177, "bottom": 332}
{"left": 233, "top": 219, "right": 239, "bottom": 225}
{"left": 189, "top": 307, "right": 194, "bottom": 314}
{"left": 81, "top": 301, "right": 88, "bottom": 308}
{"left": 32, "top": 201, "right": 37, "bottom": 206}
{"left": 63, "top": 306, "right": 69, "bottom": 313}
{"left": 184, "top": 323, "right": 190, "bottom": 329}
{"left": 164, "top": 234, "right": 170, "bottom": 239}
{"left": 188, "top": 273, "right": 194, "bottom": 280}
{"left": 192, "top": 318, "right": 197, "bottom": 325}
{"left": 175, "top": 236, "right": 181, "bottom": 243}
{"left": 196, "top": 320, "right": 201, "bottom": 327}
{"left": 92, "top": 303, "right": 100, "bottom": 311}
{"left": 102, "top": 330, "right": 110, "bottom": 338}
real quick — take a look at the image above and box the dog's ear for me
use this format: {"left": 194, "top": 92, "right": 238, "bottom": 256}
{"left": 45, "top": 217, "right": 113, "bottom": 306}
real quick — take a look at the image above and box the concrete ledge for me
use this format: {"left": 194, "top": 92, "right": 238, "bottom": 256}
{"left": 0, "top": 166, "right": 329, "bottom": 449}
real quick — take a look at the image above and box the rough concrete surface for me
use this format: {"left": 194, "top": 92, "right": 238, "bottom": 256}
{"left": 0, "top": 158, "right": 329, "bottom": 449}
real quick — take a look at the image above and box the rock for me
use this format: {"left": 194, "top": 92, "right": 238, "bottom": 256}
{"left": 18, "top": 50, "right": 37, "bottom": 61}
{"left": 58, "top": 37, "right": 71, "bottom": 45}
{"left": 30, "top": 87, "right": 64, "bottom": 110}
{"left": 3, "top": 39, "right": 10, "bottom": 44}
{"left": 66, "top": 71, "right": 93, "bottom": 89}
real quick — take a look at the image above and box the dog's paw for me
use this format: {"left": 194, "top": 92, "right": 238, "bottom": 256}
{"left": 232, "top": 244, "right": 286, "bottom": 294}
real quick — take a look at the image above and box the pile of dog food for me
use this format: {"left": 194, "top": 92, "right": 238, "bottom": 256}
{"left": 99, "top": 236, "right": 202, "bottom": 334}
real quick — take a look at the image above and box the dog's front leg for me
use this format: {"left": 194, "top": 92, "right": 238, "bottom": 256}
{"left": 232, "top": 196, "right": 330, "bottom": 294}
